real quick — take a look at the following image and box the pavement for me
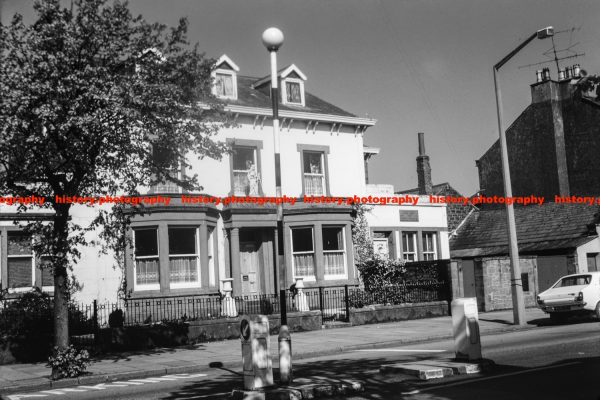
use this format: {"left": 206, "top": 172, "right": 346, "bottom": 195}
{"left": 0, "top": 307, "right": 547, "bottom": 394}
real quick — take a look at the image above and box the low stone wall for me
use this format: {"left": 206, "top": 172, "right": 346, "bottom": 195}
{"left": 100, "top": 310, "right": 322, "bottom": 352}
{"left": 349, "top": 301, "right": 448, "bottom": 326}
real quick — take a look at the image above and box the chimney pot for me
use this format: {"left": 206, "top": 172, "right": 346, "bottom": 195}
{"left": 543, "top": 67, "right": 551, "bottom": 81}
{"left": 536, "top": 70, "right": 543, "bottom": 83}
{"left": 573, "top": 64, "right": 581, "bottom": 77}
{"left": 418, "top": 132, "right": 426, "bottom": 156}
{"left": 558, "top": 69, "right": 565, "bottom": 80}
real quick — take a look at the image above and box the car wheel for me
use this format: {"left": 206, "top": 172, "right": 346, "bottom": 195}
{"left": 595, "top": 302, "right": 600, "bottom": 321}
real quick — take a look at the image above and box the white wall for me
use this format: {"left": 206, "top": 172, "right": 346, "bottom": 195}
{"left": 576, "top": 237, "right": 600, "bottom": 273}
{"left": 186, "top": 116, "right": 367, "bottom": 197}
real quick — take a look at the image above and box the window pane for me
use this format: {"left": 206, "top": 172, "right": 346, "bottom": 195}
{"left": 40, "top": 257, "right": 53, "bottom": 287}
{"left": 323, "top": 227, "right": 344, "bottom": 251}
{"left": 134, "top": 229, "right": 158, "bottom": 257}
{"left": 292, "top": 228, "right": 313, "bottom": 252}
{"left": 233, "top": 147, "right": 255, "bottom": 171}
{"left": 169, "top": 257, "right": 198, "bottom": 283}
{"left": 216, "top": 73, "right": 234, "bottom": 97}
{"left": 136, "top": 259, "right": 159, "bottom": 285}
{"left": 8, "top": 232, "right": 32, "bottom": 255}
{"left": 8, "top": 258, "right": 32, "bottom": 288}
{"left": 423, "top": 233, "right": 434, "bottom": 252}
{"left": 521, "top": 273, "right": 530, "bottom": 292}
{"left": 303, "top": 152, "right": 322, "bottom": 174}
{"left": 286, "top": 81, "right": 301, "bottom": 103}
{"left": 293, "top": 254, "right": 315, "bottom": 277}
{"left": 168, "top": 227, "right": 196, "bottom": 255}
{"left": 403, "top": 233, "right": 415, "bottom": 252}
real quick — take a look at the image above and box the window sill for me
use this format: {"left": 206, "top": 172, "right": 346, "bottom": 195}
{"left": 169, "top": 282, "right": 201, "bottom": 290}
{"left": 324, "top": 274, "right": 348, "bottom": 280}
{"left": 134, "top": 284, "right": 160, "bottom": 291}
{"left": 294, "top": 275, "right": 316, "bottom": 282}
{"left": 7, "top": 287, "right": 34, "bottom": 294}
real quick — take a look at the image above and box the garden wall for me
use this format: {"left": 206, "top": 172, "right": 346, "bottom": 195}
{"left": 349, "top": 301, "right": 448, "bottom": 325}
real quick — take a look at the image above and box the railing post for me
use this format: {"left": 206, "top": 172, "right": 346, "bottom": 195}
{"left": 280, "top": 289, "right": 287, "bottom": 325}
{"left": 318, "top": 286, "right": 324, "bottom": 324}
{"left": 344, "top": 285, "right": 350, "bottom": 323}
{"left": 93, "top": 300, "right": 99, "bottom": 349}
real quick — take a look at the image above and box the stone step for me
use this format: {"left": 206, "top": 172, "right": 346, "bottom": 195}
{"left": 418, "top": 360, "right": 481, "bottom": 375}
{"left": 380, "top": 363, "right": 454, "bottom": 380}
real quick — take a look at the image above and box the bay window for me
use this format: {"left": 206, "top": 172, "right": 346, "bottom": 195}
{"left": 168, "top": 227, "right": 200, "bottom": 288}
{"left": 291, "top": 227, "right": 315, "bottom": 279}
{"left": 133, "top": 228, "right": 160, "bottom": 290}
{"left": 323, "top": 227, "right": 346, "bottom": 278}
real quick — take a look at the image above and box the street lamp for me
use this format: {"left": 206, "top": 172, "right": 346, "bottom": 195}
{"left": 262, "top": 27, "right": 292, "bottom": 384}
{"left": 493, "top": 26, "right": 553, "bottom": 326}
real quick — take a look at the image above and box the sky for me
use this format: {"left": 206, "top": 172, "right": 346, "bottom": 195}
{"left": 2, "top": 0, "right": 600, "bottom": 196}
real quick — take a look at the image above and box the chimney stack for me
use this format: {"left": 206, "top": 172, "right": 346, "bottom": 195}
{"left": 416, "top": 132, "right": 433, "bottom": 195}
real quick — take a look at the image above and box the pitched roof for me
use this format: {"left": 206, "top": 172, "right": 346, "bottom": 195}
{"left": 225, "top": 75, "right": 357, "bottom": 118}
{"left": 450, "top": 203, "right": 600, "bottom": 258}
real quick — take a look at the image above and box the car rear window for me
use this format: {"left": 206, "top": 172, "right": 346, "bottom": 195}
{"left": 555, "top": 275, "right": 592, "bottom": 287}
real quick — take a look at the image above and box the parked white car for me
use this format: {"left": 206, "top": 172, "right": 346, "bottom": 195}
{"left": 537, "top": 272, "right": 600, "bottom": 322}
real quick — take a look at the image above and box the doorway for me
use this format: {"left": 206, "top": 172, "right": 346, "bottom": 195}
{"left": 238, "top": 228, "right": 275, "bottom": 296}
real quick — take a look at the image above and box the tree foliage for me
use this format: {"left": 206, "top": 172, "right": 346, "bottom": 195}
{"left": 351, "top": 204, "right": 374, "bottom": 267}
{"left": 0, "top": 0, "right": 228, "bottom": 369}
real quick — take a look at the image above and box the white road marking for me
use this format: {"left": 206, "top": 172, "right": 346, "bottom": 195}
{"left": 355, "top": 349, "right": 447, "bottom": 353}
{"left": 6, "top": 372, "right": 209, "bottom": 399}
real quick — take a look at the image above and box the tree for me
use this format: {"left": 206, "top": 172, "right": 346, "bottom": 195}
{"left": 351, "top": 203, "right": 374, "bottom": 267}
{"left": 0, "top": 0, "right": 227, "bottom": 377}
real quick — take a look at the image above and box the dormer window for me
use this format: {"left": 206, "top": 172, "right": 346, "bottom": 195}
{"left": 212, "top": 54, "right": 239, "bottom": 100}
{"left": 253, "top": 64, "right": 307, "bottom": 107}
{"left": 284, "top": 80, "right": 304, "bottom": 105}
{"left": 280, "top": 65, "right": 307, "bottom": 107}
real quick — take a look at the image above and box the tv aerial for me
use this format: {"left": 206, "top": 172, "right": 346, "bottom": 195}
{"left": 518, "top": 27, "right": 585, "bottom": 73}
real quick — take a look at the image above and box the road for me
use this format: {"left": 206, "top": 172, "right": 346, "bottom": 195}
{"left": 3, "top": 317, "right": 599, "bottom": 400}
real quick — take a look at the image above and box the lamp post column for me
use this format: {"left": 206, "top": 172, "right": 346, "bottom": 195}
{"left": 263, "top": 27, "right": 292, "bottom": 385}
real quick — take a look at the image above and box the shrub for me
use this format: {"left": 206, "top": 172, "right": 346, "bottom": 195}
{"left": 0, "top": 289, "right": 53, "bottom": 362}
{"left": 108, "top": 309, "right": 124, "bottom": 328}
{"left": 47, "top": 345, "right": 90, "bottom": 379}
{"left": 356, "top": 256, "right": 407, "bottom": 292}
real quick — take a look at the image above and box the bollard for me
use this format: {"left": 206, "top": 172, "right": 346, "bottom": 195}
{"left": 278, "top": 325, "right": 292, "bottom": 384}
{"left": 240, "top": 315, "right": 273, "bottom": 390}
{"left": 451, "top": 298, "right": 482, "bottom": 360}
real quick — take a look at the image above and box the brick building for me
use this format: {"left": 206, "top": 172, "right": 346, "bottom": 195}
{"left": 450, "top": 68, "right": 600, "bottom": 311}
{"left": 477, "top": 69, "right": 600, "bottom": 201}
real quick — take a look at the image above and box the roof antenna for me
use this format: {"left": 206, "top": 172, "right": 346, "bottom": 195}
{"left": 518, "top": 26, "right": 585, "bottom": 72}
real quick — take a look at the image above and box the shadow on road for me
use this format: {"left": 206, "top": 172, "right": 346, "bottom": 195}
{"left": 157, "top": 351, "right": 600, "bottom": 399}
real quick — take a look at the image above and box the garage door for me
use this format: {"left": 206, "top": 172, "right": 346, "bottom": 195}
{"left": 537, "top": 256, "right": 569, "bottom": 292}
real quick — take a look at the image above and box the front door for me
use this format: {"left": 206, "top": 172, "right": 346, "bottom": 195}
{"left": 240, "top": 241, "right": 260, "bottom": 295}
{"left": 462, "top": 260, "right": 476, "bottom": 298}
